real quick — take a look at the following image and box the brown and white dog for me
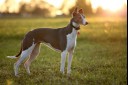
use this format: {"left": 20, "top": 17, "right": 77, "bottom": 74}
{"left": 7, "top": 7, "right": 88, "bottom": 76}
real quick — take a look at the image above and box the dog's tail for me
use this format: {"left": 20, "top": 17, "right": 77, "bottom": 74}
{"left": 7, "top": 45, "right": 22, "bottom": 59}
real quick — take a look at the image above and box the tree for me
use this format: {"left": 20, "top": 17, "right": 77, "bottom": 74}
{"left": 69, "top": 0, "right": 93, "bottom": 15}
{"left": 96, "top": 7, "right": 103, "bottom": 15}
{"left": 19, "top": 1, "right": 50, "bottom": 17}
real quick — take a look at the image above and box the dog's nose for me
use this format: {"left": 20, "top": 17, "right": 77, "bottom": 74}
{"left": 86, "top": 22, "right": 88, "bottom": 25}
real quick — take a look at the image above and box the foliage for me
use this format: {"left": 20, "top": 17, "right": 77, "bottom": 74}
{"left": 70, "top": 0, "right": 93, "bottom": 15}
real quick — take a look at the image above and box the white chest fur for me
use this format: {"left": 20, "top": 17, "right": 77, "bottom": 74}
{"left": 66, "top": 28, "right": 77, "bottom": 52}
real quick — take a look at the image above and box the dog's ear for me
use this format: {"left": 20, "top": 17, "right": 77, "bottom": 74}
{"left": 79, "top": 9, "right": 83, "bottom": 14}
{"left": 73, "top": 7, "right": 78, "bottom": 16}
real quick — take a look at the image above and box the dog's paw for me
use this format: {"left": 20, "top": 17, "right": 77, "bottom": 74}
{"left": 15, "top": 74, "right": 20, "bottom": 77}
{"left": 60, "top": 70, "right": 65, "bottom": 74}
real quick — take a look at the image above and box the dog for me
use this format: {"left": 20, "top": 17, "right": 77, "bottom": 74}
{"left": 7, "top": 7, "right": 88, "bottom": 76}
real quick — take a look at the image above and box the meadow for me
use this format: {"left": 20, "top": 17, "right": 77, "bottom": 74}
{"left": 0, "top": 16, "right": 127, "bottom": 85}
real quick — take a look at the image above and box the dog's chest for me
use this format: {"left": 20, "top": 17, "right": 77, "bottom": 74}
{"left": 66, "top": 28, "right": 77, "bottom": 51}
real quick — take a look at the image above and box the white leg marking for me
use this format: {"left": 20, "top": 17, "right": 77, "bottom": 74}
{"left": 60, "top": 51, "right": 67, "bottom": 74}
{"left": 14, "top": 44, "right": 35, "bottom": 76}
{"left": 24, "top": 43, "right": 40, "bottom": 75}
{"left": 14, "top": 50, "right": 29, "bottom": 76}
{"left": 65, "top": 28, "right": 77, "bottom": 75}
{"left": 67, "top": 51, "right": 73, "bottom": 74}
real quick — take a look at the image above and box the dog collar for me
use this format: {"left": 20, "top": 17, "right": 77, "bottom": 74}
{"left": 70, "top": 19, "right": 80, "bottom": 30}
{"left": 71, "top": 24, "right": 80, "bottom": 30}
{"left": 70, "top": 23, "right": 80, "bottom": 35}
{"left": 70, "top": 23, "right": 80, "bottom": 30}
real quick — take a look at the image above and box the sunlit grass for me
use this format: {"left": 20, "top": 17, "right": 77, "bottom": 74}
{"left": 0, "top": 16, "right": 127, "bottom": 85}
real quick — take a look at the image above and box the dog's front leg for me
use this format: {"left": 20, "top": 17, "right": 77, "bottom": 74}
{"left": 60, "top": 51, "right": 67, "bottom": 74}
{"left": 67, "top": 51, "right": 73, "bottom": 75}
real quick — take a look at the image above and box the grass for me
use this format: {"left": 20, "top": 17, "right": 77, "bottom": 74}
{"left": 0, "top": 16, "right": 127, "bottom": 85}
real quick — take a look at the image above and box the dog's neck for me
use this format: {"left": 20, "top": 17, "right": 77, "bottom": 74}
{"left": 72, "top": 22, "right": 79, "bottom": 28}
{"left": 64, "top": 18, "right": 80, "bottom": 35}
{"left": 70, "top": 19, "right": 80, "bottom": 30}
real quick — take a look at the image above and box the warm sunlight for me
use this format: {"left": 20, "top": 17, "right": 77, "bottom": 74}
{"left": 0, "top": 0, "right": 127, "bottom": 16}
{"left": 90, "top": 0, "right": 127, "bottom": 13}
{"left": 44, "top": 0, "right": 64, "bottom": 8}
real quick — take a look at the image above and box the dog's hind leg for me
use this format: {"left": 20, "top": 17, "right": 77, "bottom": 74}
{"left": 24, "top": 43, "right": 40, "bottom": 75}
{"left": 14, "top": 44, "right": 35, "bottom": 76}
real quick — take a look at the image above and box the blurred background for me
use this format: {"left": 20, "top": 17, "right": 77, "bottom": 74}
{"left": 0, "top": 1, "right": 127, "bottom": 84}
{"left": 0, "top": 0, "right": 127, "bottom": 17}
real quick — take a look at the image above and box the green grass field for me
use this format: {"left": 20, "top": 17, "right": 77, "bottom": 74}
{"left": 0, "top": 16, "right": 127, "bottom": 85}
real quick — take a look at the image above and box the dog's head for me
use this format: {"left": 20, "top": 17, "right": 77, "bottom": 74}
{"left": 72, "top": 7, "right": 88, "bottom": 25}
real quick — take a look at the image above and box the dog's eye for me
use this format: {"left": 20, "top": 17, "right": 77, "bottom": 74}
{"left": 83, "top": 15, "right": 85, "bottom": 18}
